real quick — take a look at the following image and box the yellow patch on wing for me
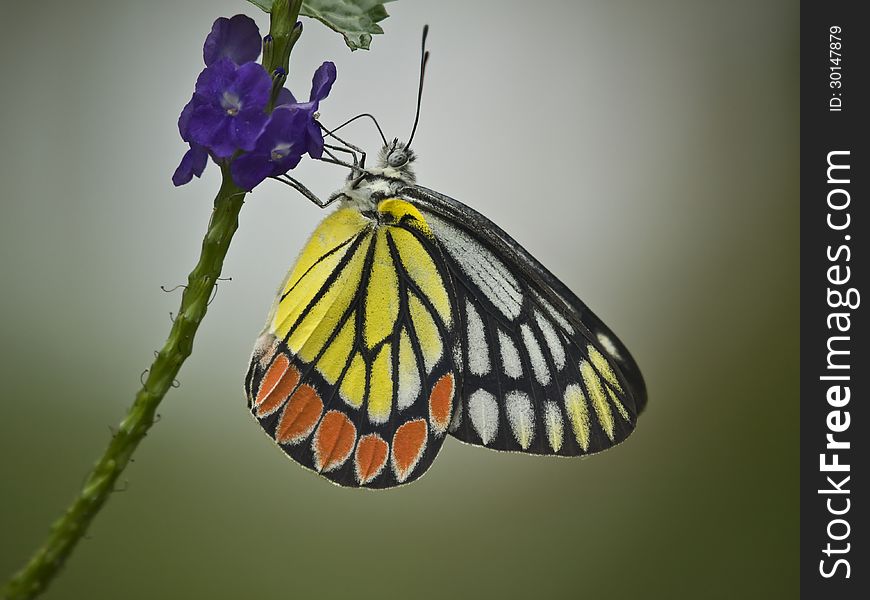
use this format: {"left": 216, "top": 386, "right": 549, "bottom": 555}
{"left": 364, "top": 232, "right": 400, "bottom": 349}
{"left": 580, "top": 360, "right": 615, "bottom": 440}
{"left": 608, "top": 388, "right": 631, "bottom": 421}
{"left": 390, "top": 228, "right": 451, "bottom": 328}
{"left": 544, "top": 402, "right": 564, "bottom": 452}
{"left": 587, "top": 344, "right": 630, "bottom": 421}
{"left": 281, "top": 239, "right": 368, "bottom": 352}
{"left": 314, "top": 317, "right": 355, "bottom": 385}
{"left": 274, "top": 251, "right": 344, "bottom": 335}
{"left": 408, "top": 292, "right": 442, "bottom": 372}
{"left": 340, "top": 352, "right": 366, "bottom": 408}
{"left": 281, "top": 208, "right": 369, "bottom": 295}
{"left": 564, "top": 384, "right": 591, "bottom": 451}
{"left": 588, "top": 345, "right": 622, "bottom": 391}
{"left": 368, "top": 345, "right": 393, "bottom": 424}
{"left": 377, "top": 198, "right": 433, "bottom": 237}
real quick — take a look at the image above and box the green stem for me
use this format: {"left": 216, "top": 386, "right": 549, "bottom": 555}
{"left": 268, "top": 0, "right": 304, "bottom": 73}
{"left": 1, "top": 169, "right": 245, "bottom": 600}
{"left": 2, "top": 3, "right": 305, "bottom": 596}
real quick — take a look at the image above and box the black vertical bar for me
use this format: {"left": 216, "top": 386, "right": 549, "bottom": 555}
{"left": 801, "top": 1, "right": 867, "bottom": 597}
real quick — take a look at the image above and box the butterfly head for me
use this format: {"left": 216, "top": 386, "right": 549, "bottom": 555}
{"left": 376, "top": 139, "right": 417, "bottom": 182}
{"left": 370, "top": 25, "right": 428, "bottom": 184}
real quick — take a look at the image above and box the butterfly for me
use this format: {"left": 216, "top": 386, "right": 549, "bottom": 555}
{"left": 244, "top": 28, "right": 646, "bottom": 489}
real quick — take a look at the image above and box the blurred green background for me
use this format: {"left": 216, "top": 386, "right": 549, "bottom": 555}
{"left": 0, "top": 0, "right": 798, "bottom": 598}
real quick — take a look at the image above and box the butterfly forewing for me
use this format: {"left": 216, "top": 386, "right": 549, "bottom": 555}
{"left": 408, "top": 185, "right": 648, "bottom": 415}
{"left": 403, "top": 186, "right": 644, "bottom": 456}
{"left": 246, "top": 202, "right": 461, "bottom": 488}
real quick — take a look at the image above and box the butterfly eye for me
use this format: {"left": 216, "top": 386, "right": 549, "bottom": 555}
{"left": 388, "top": 150, "right": 408, "bottom": 167}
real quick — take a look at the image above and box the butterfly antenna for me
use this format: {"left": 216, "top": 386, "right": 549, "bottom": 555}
{"left": 321, "top": 113, "right": 388, "bottom": 147}
{"left": 406, "top": 25, "right": 430, "bottom": 150}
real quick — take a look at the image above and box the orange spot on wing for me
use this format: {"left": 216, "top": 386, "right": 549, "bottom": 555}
{"left": 255, "top": 355, "right": 300, "bottom": 416}
{"left": 255, "top": 354, "right": 289, "bottom": 405}
{"left": 391, "top": 419, "right": 428, "bottom": 482}
{"left": 275, "top": 384, "right": 324, "bottom": 444}
{"left": 428, "top": 373, "right": 454, "bottom": 434}
{"left": 313, "top": 411, "right": 357, "bottom": 472}
{"left": 354, "top": 434, "right": 389, "bottom": 485}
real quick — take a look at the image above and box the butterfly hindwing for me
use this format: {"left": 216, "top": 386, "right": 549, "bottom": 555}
{"left": 403, "top": 185, "right": 644, "bottom": 456}
{"left": 246, "top": 203, "right": 461, "bottom": 488}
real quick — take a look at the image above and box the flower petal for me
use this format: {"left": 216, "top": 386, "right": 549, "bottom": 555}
{"left": 281, "top": 152, "right": 304, "bottom": 173}
{"left": 177, "top": 96, "right": 196, "bottom": 141}
{"left": 230, "top": 110, "right": 269, "bottom": 152}
{"left": 230, "top": 152, "right": 278, "bottom": 191}
{"left": 203, "top": 14, "right": 262, "bottom": 67}
{"left": 305, "top": 119, "right": 325, "bottom": 159}
{"left": 233, "top": 62, "right": 272, "bottom": 107}
{"left": 309, "top": 61, "right": 336, "bottom": 102}
{"left": 187, "top": 103, "right": 226, "bottom": 146}
{"left": 275, "top": 87, "right": 297, "bottom": 106}
{"left": 193, "top": 59, "right": 236, "bottom": 99}
{"left": 206, "top": 119, "right": 238, "bottom": 158}
{"left": 186, "top": 60, "right": 272, "bottom": 158}
{"left": 172, "top": 144, "right": 209, "bottom": 186}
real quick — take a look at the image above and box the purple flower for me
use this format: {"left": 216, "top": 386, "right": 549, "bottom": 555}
{"left": 173, "top": 14, "right": 267, "bottom": 186}
{"left": 230, "top": 62, "right": 336, "bottom": 191}
{"left": 308, "top": 62, "right": 336, "bottom": 107}
{"left": 172, "top": 144, "right": 209, "bottom": 186}
{"left": 172, "top": 96, "right": 209, "bottom": 185}
{"left": 230, "top": 107, "right": 309, "bottom": 190}
{"left": 275, "top": 87, "right": 297, "bottom": 106}
{"left": 173, "top": 14, "right": 338, "bottom": 191}
{"left": 298, "top": 61, "right": 337, "bottom": 159}
{"left": 183, "top": 58, "right": 272, "bottom": 159}
{"left": 203, "top": 14, "right": 261, "bottom": 67}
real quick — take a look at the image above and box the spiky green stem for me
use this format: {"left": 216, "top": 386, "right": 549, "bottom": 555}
{"left": 2, "top": 3, "right": 304, "bottom": 596}
{"left": 1, "top": 169, "right": 246, "bottom": 600}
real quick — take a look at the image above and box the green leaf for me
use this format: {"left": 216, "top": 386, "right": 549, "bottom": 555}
{"left": 246, "top": 0, "right": 393, "bottom": 51}
{"left": 301, "top": 0, "right": 393, "bottom": 51}
{"left": 246, "top": 0, "right": 273, "bottom": 10}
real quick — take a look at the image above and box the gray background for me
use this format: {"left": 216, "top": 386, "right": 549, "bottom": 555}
{"left": 1, "top": 0, "right": 798, "bottom": 598}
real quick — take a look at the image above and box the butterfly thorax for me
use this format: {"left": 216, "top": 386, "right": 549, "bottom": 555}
{"left": 338, "top": 173, "right": 407, "bottom": 213}
{"left": 338, "top": 141, "right": 417, "bottom": 214}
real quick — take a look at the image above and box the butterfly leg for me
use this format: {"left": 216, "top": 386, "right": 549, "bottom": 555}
{"left": 272, "top": 175, "right": 341, "bottom": 209}
{"left": 331, "top": 136, "right": 371, "bottom": 189}
{"left": 339, "top": 137, "right": 366, "bottom": 169}
{"left": 317, "top": 143, "right": 369, "bottom": 189}
{"left": 319, "top": 124, "right": 367, "bottom": 168}
{"left": 324, "top": 143, "right": 359, "bottom": 167}
{"left": 323, "top": 143, "right": 363, "bottom": 179}
{"left": 317, "top": 156, "right": 375, "bottom": 189}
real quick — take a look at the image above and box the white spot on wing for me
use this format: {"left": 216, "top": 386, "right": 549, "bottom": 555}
{"left": 506, "top": 391, "right": 535, "bottom": 449}
{"left": 397, "top": 330, "right": 421, "bottom": 410}
{"left": 465, "top": 299, "right": 490, "bottom": 375}
{"left": 468, "top": 389, "right": 499, "bottom": 445}
{"left": 535, "top": 311, "right": 566, "bottom": 370}
{"left": 427, "top": 215, "right": 523, "bottom": 320}
{"left": 533, "top": 290, "right": 573, "bottom": 333}
{"left": 521, "top": 324, "right": 550, "bottom": 385}
{"left": 597, "top": 332, "right": 622, "bottom": 359}
{"left": 498, "top": 330, "right": 523, "bottom": 379}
